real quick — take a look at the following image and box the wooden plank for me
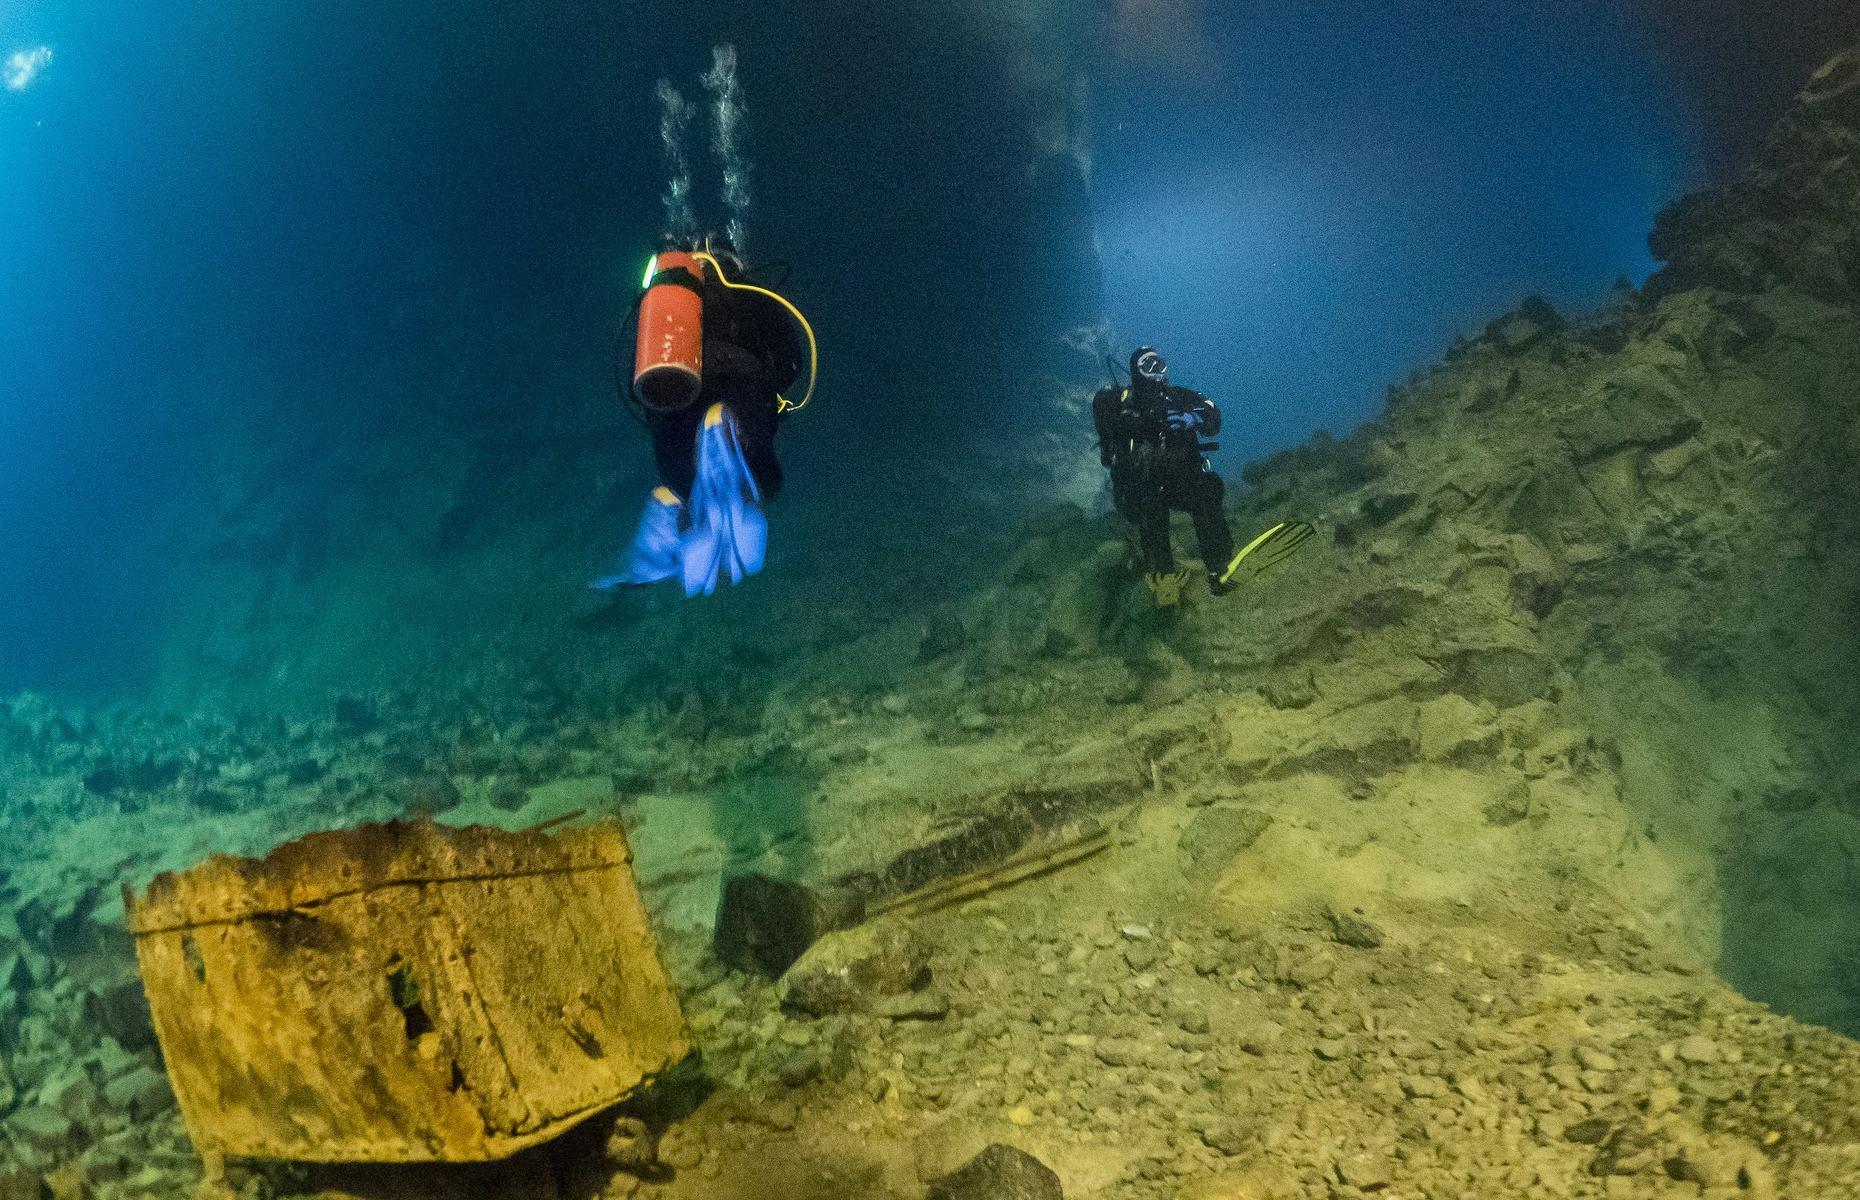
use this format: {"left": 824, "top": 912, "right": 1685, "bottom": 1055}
{"left": 714, "top": 779, "right": 1130, "bottom": 976}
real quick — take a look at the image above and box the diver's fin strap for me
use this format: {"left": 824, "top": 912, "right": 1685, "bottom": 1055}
{"left": 1219, "top": 521, "right": 1316, "bottom": 585}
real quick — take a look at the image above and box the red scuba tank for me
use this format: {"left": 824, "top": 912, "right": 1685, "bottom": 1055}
{"left": 633, "top": 250, "right": 705, "bottom": 412}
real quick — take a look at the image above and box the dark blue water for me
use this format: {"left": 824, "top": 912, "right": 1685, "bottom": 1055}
{"left": 0, "top": 0, "right": 1846, "bottom": 696}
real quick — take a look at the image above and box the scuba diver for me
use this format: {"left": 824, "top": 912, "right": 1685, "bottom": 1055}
{"left": 593, "top": 49, "right": 818, "bottom": 598}
{"left": 593, "top": 234, "right": 818, "bottom": 597}
{"left": 1093, "top": 347, "right": 1317, "bottom": 608}
{"left": 1093, "top": 346, "right": 1240, "bottom": 608}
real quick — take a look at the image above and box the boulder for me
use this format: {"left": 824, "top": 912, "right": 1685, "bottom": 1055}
{"left": 778, "top": 921, "right": 930, "bottom": 1017}
{"left": 1326, "top": 907, "right": 1385, "bottom": 950}
{"left": 602, "top": 1116, "right": 657, "bottom": 1172}
{"left": 1178, "top": 807, "right": 1274, "bottom": 873}
{"left": 37, "top": 1066, "right": 99, "bottom": 1126}
{"left": 101, "top": 1066, "right": 174, "bottom": 1121}
{"left": 1236, "top": 1020, "right": 1285, "bottom": 1056}
{"left": 89, "top": 1037, "right": 139, "bottom": 1083}
{"left": 83, "top": 978, "right": 156, "bottom": 1053}
{"left": 918, "top": 615, "right": 968, "bottom": 663}
{"left": 6, "top": 1105, "right": 73, "bottom": 1154}
{"left": 927, "top": 1144, "right": 1064, "bottom": 1200}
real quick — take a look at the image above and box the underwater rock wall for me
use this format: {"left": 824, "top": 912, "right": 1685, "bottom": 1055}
{"left": 1648, "top": 48, "right": 1860, "bottom": 305}
{"left": 869, "top": 47, "right": 1860, "bottom": 1032}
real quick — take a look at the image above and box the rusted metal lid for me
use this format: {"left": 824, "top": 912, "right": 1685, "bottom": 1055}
{"left": 127, "top": 819, "right": 628, "bottom": 935}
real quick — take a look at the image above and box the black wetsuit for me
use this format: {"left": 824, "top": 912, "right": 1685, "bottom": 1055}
{"left": 639, "top": 274, "right": 805, "bottom": 501}
{"left": 1092, "top": 380, "right": 1237, "bottom": 576}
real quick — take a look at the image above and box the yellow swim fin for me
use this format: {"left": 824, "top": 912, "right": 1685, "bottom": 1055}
{"left": 1219, "top": 521, "right": 1317, "bottom": 586}
{"left": 1144, "top": 569, "right": 1191, "bottom": 608}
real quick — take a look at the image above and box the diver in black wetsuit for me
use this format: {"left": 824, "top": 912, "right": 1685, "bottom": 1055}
{"left": 1092, "top": 346, "right": 1239, "bottom": 607}
{"left": 595, "top": 235, "right": 812, "bottom": 597}
{"left": 640, "top": 242, "right": 804, "bottom": 503}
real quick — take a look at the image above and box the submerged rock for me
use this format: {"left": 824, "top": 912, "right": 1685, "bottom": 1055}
{"left": 1676, "top": 1035, "right": 1724, "bottom": 1065}
{"left": 396, "top": 772, "right": 462, "bottom": 816}
{"left": 1648, "top": 47, "right": 1860, "bottom": 303}
{"left": 100, "top": 1065, "right": 173, "bottom": 1121}
{"left": 37, "top": 1065, "right": 98, "bottom": 1126}
{"left": 81, "top": 756, "right": 181, "bottom": 799}
{"left": 927, "top": 1144, "right": 1064, "bottom": 1200}
{"left": 6, "top": 1104, "right": 73, "bottom": 1154}
{"left": 918, "top": 615, "right": 968, "bottom": 663}
{"left": 1326, "top": 907, "right": 1385, "bottom": 950}
{"left": 0, "top": 1168, "right": 38, "bottom": 1200}
{"left": 602, "top": 1117, "right": 657, "bottom": 1172}
{"left": 1481, "top": 781, "right": 1533, "bottom": 827}
{"left": 1263, "top": 697, "right": 1420, "bottom": 781}
{"left": 778, "top": 921, "right": 930, "bottom": 1017}
{"left": 1416, "top": 693, "right": 1498, "bottom": 763}
{"left": 1178, "top": 807, "right": 1273, "bottom": 873}
{"left": 523, "top": 773, "right": 616, "bottom": 818}
{"left": 83, "top": 978, "right": 155, "bottom": 1053}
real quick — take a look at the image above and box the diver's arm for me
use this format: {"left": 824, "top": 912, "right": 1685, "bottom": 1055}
{"left": 1091, "top": 388, "right": 1124, "bottom": 465}
{"left": 1168, "top": 387, "right": 1221, "bottom": 437}
{"left": 1195, "top": 392, "right": 1223, "bottom": 438}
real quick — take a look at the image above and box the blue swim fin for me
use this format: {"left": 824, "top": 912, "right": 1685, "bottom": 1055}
{"left": 591, "top": 487, "right": 684, "bottom": 591}
{"left": 681, "top": 404, "right": 768, "bottom": 596}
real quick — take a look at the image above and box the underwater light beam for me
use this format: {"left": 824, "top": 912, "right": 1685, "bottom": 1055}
{"left": 4, "top": 45, "right": 52, "bottom": 91}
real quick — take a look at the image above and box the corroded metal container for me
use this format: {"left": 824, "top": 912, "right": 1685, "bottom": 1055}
{"left": 125, "top": 819, "right": 690, "bottom": 1163}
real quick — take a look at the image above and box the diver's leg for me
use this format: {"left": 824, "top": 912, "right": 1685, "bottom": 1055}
{"left": 727, "top": 386, "right": 785, "bottom": 501}
{"left": 594, "top": 406, "right": 698, "bottom": 590}
{"left": 649, "top": 405, "right": 702, "bottom": 500}
{"left": 1183, "top": 467, "right": 1238, "bottom": 590}
{"left": 1119, "top": 468, "right": 1185, "bottom": 606}
{"left": 1109, "top": 471, "right": 1140, "bottom": 526}
{"left": 1132, "top": 490, "right": 1176, "bottom": 574}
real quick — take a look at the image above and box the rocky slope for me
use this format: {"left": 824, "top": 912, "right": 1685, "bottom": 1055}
{"left": 4, "top": 42, "right": 1860, "bottom": 1200}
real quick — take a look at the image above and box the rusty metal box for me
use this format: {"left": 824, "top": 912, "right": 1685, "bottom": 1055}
{"left": 125, "top": 819, "right": 690, "bottom": 1163}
